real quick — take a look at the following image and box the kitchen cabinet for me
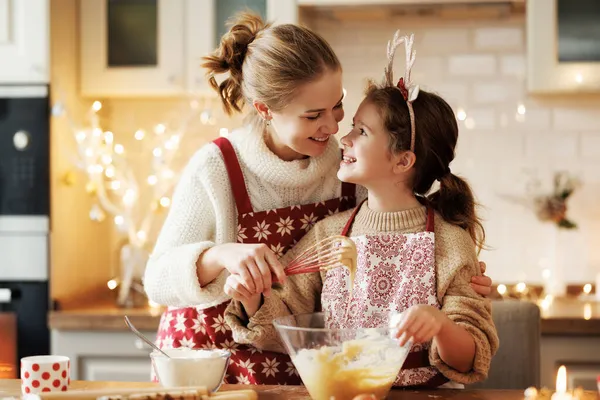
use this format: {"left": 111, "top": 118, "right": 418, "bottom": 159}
{"left": 0, "top": 0, "right": 49, "bottom": 84}
{"left": 51, "top": 330, "right": 156, "bottom": 382}
{"left": 79, "top": 0, "right": 297, "bottom": 98}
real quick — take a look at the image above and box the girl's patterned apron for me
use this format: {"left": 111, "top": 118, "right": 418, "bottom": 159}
{"left": 322, "top": 200, "right": 449, "bottom": 388}
{"left": 154, "top": 137, "right": 356, "bottom": 385}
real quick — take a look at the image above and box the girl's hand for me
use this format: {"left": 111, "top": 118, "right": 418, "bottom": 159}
{"left": 471, "top": 261, "right": 493, "bottom": 296}
{"left": 203, "top": 243, "right": 287, "bottom": 296}
{"left": 223, "top": 275, "right": 263, "bottom": 317}
{"left": 392, "top": 304, "right": 449, "bottom": 346}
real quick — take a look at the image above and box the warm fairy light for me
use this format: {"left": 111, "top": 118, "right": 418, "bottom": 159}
{"left": 497, "top": 284, "right": 507, "bottom": 295}
{"left": 101, "top": 154, "right": 113, "bottom": 165}
{"left": 123, "top": 189, "right": 136, "bottom": 206}
{"left": 517, "top": 104, "right": 526, "bottom": 115}
{"left": 584, "top": 303, "right": 592, "bottom": 320}
{"left": 575, "top": 73, "right": 583, "bottom": 84}
{"left": 456, "top": 108, "right": 467, "bottom": 121}
{"left": 516, "top": 282, "right": 527, "bottom": 293}
{"left": 104, "top": 131, "right": 114, "bottom": 144}
{"left": 76, "top": 131, "right": 86, "bottom": 143}
{"left": 159, "top": 197, "right": 171, "bottom": 208}
{"left": 52, "top": 93, "right": 219, "bottom": 306}
{"left": 147, "top": 175, "right": 158, "bottom": 186}
{"left": 583, "top": 283, "right": 592, "bottom": 295}
{"left": 105, "top": 166, "right": 115, "bottom": 179}
{"left": 542, "top": 268, "right": 552, "bottom": 280}
{"left": 136, "top": 230, "right": 147, "bottom": 242}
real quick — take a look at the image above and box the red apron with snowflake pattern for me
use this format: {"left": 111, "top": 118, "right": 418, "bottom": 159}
{"left": 154, "top": 137, "right": 356, "bottom": 385}
{"left": 321, "top": 200, "right": 449, "bottom": 388}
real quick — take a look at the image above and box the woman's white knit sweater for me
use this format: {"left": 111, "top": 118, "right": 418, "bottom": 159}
{"left": 143, "top": 126, "right": 367, "bottom": 309}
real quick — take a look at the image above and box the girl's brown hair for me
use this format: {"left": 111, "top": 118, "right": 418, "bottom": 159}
{"left": 201, "top": 11, "right": 341, "bottom": 120}
{"left": 364, "top": 84, "right": 485, "bottom": 251}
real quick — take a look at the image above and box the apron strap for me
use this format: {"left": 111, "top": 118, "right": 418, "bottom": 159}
{"left": 425, "top": 207, "right": 435, "bottom": 233}
{"left": 213, "top": 137, "right": 253, "bottom": 215}
{"left": 341, "top": 199, "right": 366, "bottom": 236}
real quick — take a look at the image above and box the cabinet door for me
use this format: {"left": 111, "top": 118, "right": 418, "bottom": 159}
{"left": 267, "top": 0, "right": 297, "bottom": 24}
{"left": 186, "top": 0, "right": 297, "bottom": 96}
{"left": 79, "top": 0, "right": 186, "bottom": 97}
{"left": 51, "top": 330, "right": 157, "bottom": 381}
{"left": 0, "top": 0, "right": 49, "bottom": 84}
{"left": 80, "top": 357, "right": 152, "bottom": 382}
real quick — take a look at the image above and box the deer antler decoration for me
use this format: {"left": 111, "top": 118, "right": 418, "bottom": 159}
{"left": 384, "top": 30, "right": 419, "bottom": 152}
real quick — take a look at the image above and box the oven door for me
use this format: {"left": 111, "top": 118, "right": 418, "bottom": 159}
{"left": 0, "top": 309, "right": 17, "bottom": 378}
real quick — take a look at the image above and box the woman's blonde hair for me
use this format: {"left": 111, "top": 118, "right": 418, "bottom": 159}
{"left": 201, "top": 11, "right": 341, "bottom": 121}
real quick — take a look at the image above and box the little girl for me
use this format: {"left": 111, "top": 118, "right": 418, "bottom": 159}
{"left": 224, "top": 31, "right": 499, "bottom": 389}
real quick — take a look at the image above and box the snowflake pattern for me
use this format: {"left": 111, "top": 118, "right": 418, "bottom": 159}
{"left": 211, "top": 314, "right": 229, "bottom": 334}
{"left": 221, "top": 339, "right": 239, "bottom": 355}
{"left": 236, "top": 359, "right": 255, "bottom": 375}
{"left": 300, "top": 213, "right": 318, "bottom": 231}
{"left": 191, "top": 313, "right": 206, "bottom": 334}
{"left": 237, "top": 225, "right": 248, "bottom": 242}
{"left": 285, "top": 362, "right": 299, "bottom": 377}
{"left": 178, "top": 336, "right": 196, "bottom": 349}
{"left": 261, "top": 358, "right": 280, "bottom": 378}
{"left": 275, "top": 217, "right": 295, "bottom": 236}
{"left": 174, "top": 312, "right": 188, "bottom": 332}
{"left": 253, "top": 220, "right": 271, "bottom": 241}
{"left": 270, "top": 243, "right": 285, "bottom": 258}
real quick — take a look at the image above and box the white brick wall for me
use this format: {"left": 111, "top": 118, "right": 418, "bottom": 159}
{"left": 311, "top": 13, "right": 600, "bottom": 284}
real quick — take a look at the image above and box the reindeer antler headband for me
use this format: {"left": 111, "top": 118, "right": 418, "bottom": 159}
{"left": 384, "top": 30, "right": 419, "bottom": 152}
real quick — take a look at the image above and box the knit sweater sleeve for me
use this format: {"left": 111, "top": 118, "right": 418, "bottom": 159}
{"left": 428, "top": 218, "right": 500, "bottom": 385}
{"left": 143, "top": 143, "right": 235, "bottom": 308}
{"left": 224, "top": 212, "right": 350, "bottom": 352}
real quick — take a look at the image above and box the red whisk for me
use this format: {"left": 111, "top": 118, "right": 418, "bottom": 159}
{"left": 284, "top": 235, "right": 357, "bottom": 276}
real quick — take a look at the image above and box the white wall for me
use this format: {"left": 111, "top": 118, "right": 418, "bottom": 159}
{"left": 308, "top": 10, "right": 600, "bottom": 284}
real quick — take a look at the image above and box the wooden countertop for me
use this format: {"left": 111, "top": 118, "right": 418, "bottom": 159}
{"left": 48, "top": 297, "right": 600, "bottom": 336}
{"left": 1, "top": 380, "right": 598, "bottom": 400}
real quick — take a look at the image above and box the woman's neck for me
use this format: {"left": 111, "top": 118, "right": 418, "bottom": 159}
{"left": 366, "top": 183, "right": 421, "bottom": 213}
{"left": 263, "top": 128, "right": 306, "bottom": 162}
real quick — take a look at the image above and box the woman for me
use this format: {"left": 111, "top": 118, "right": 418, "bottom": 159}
{"left": 143, "top": 11, "right": 492, "bottom": 385}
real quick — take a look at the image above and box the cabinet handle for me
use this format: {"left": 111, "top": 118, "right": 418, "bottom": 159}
{"left": 134, "top": 338, "right": 154, "bottom": 352}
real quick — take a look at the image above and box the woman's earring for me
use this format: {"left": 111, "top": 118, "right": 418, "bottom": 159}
{"left": 265, "top": 119, "right": 271, "bottom": 126}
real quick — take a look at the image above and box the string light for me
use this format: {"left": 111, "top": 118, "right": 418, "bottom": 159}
{"left": 52, "top": 97, "right": 219, "bottom": 306}
{"left": 583, "top": 283, "right": 592, "bottom": 295}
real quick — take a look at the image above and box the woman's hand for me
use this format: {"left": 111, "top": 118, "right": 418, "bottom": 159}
{"left": 201, "top": 243, "right": 286, "bottom": 296}
{"left": 392, "top": 304, "right": 450, "bottom": 346}
{"left": 471, "top": 261, "right": 493, "bottom": 297}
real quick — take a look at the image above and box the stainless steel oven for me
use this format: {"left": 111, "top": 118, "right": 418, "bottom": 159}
{"left": 0, "top": 85, "right": 51, "bottom": 377}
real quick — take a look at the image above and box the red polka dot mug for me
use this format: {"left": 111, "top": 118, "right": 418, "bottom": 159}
{"left": 20, "top": 355, "right": 70, "bottom": 395}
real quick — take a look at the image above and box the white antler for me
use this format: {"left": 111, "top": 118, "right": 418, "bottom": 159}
{"left": 384, "top": 30, "right": 419, "bottom": 102}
